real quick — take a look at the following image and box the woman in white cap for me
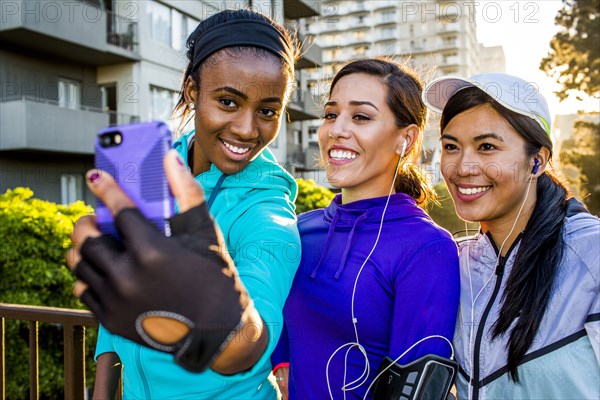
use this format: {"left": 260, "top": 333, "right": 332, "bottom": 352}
{"left": 423, "top": 73, "right": 599, "bottom": 400}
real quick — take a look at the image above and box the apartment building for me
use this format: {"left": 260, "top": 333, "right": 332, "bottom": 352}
{"left": 479, "top": 44, "right": 506, "bottom": 74}
{"left": 0, "top": 0, "right": 321, "bottom": 204}
{"left": 294, "top": 0, "right": 503, "bottom": 183}
{"left": 313, "top": 1, "right": 479, "bottom": 79}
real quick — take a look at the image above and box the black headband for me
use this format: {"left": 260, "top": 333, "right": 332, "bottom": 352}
{"left": 191, "top": 19, "right": 294, "bottom": 73}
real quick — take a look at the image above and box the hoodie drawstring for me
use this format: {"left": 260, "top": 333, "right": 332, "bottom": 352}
{"left": 310, "top": 211, "right": 368, "bottom": 280}
{"left": 334, "top": 214, "right": 367, "bottom": 279}
{"left": 206, "top": 173, "right": 228, "bottom": 211}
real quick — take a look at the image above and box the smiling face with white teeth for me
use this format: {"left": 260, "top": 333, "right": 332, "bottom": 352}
{"left": 184, "top": 52, "right": 288, "bottom": 175}
{"left": 319, "top": 73, "right": 408, "bottom": 203}
{"left": 440, "top": 104, "right": 538, "bottom": 230}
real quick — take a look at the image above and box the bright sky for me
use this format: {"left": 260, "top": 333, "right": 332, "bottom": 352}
{"left": 475, "top": 0, "right": 599, "bottom": 117}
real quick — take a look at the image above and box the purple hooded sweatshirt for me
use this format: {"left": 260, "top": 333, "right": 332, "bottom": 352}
{"left": 272, "top": 193, "right": 460, "bottom": 399}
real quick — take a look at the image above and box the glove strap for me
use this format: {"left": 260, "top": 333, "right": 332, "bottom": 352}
{"left": 135, "top": 302, "right": 252, "bottom": 372}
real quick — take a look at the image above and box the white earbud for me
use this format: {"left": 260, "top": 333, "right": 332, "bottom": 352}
{"left": 400, "top": 140, "right": 407, "bottom": 159}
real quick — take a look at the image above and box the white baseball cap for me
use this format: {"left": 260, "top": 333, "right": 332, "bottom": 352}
{"left": 422, "top": 73, "right": 551, "bottom": 136}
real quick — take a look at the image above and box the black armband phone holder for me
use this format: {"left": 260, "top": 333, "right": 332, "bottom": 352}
{"left": 372, "top": 354, "right": 458, "bottom": 400}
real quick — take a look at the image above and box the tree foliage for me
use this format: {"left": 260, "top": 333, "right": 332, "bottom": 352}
{"left": 294, "top": 178, "right": 336, "bottom": 214}
{"left": 540, "top": 0, "right": 600, "bottom": 101}
{"left": 0, "top": 188, "right": 97, "bottom": 398}
{"left": 559, "top": 120, "right": 600, "bottom": 215}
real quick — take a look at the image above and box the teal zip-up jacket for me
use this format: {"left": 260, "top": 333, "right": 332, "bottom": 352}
{"left": 95, "top": 131, "right": 301, "bottom": 399}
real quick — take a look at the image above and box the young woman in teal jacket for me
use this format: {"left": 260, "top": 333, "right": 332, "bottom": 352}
{"left": 91, "top": 9, "right": 301, "bottom": 399}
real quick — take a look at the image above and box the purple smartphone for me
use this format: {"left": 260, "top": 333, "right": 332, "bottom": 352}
{"left": 95, "top": 121, "right": 174, "bottom": 238}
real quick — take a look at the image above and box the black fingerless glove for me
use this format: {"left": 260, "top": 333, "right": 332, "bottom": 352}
{"left": 75, "top": 203, "right": 250, "bottom": 372}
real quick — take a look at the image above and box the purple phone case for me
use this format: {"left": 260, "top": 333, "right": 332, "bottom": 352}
{"left": 95, "top": 121, "right": 174, "bottom": 238}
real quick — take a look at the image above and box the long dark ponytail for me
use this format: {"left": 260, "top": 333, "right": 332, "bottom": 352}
{"left": 441, "top": 87, "right": 570, "bottom": 381}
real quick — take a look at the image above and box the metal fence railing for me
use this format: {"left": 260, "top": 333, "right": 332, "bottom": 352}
{"left": 0, "top": 303, "right": 99, "bottom": 399}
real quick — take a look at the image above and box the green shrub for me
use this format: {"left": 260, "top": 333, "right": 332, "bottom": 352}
{"left": 427, "top": 182, "right": 478, "bottom": 236}
{"left": 0, "top": 188, "right": 97, "bottom": 399}
{"left": 295, "top": 179, "right": 336, "bottom": 214}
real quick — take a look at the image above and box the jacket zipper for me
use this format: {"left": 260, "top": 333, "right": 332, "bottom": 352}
{"left": 471, "top": 233, "right": 522, "bottom": 400}
{"left": 471, "top": 256, "right": 505, "bottom": 400}
{"left": 136, "top": 344, "right": 151, "bottom": 398}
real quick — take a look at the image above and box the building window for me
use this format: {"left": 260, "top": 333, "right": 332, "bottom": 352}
{"left": 147, "top": 1, "right": 199, "bottom": 50}
{"left": 149, "top": 85, "right": 179, "bottom": 128}
{"left": 58, "top": 79, "right": 81, "bottom": 110}
{"left": 355, "top": 45, "right": 369, "bottom": 56}
{"left": 381, "top": 27, "right": 395, "bottom": 39}
{"left": 171, "top": 8, "right": 197, "bottom": 50}
{"left": 61, "top": 174, "right": 83, "bottom": 204}
{"left": 291, "top": 80, "right": 302, "bottom": 103}
{"left": 443, "top": 36, "right": 457, "bottom": 46}
{"left": 382, "top": 11, "right": 395, "bottom": 22}
{"left": 308, "top": 126, "right": 318, "bottom": 142}
{"left": 353, "top": 30, "right": 366, "bottom": 40}
{"left": 294, "top": 129, "right": 302, "bottom": 145}
{"left": 308, "top": 81, "right": 320, "bottom": 97}
{"left": 147, "top": 1, "right": 171, "bottom": 47}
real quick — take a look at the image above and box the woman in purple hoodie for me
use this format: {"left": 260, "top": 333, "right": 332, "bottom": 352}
{"left": 271, "top": 59, "right": 460, "bottom": 399}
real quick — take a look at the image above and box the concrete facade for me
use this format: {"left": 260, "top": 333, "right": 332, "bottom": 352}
{"left": 0, "top": 0, "right": 321, "bottom": 204}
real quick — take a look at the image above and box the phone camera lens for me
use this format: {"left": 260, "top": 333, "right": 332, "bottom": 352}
{"left": 99, "top": 135, "right": 111, "bottom": 147}
{"left": 99, "top": 132, "right": 122, "bottom": 148}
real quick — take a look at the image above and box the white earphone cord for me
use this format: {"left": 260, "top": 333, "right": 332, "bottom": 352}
{"left": 326, "top": 142, "right": 456, "bottom": 400}
{"left": 326, "top": 152, "right": 400, "bottom": 400}
{"left": 463, "top": 172, "right": 535, "bottom": 400}
{"left": 362, "top": 336, "right": 454, "bottom": 400}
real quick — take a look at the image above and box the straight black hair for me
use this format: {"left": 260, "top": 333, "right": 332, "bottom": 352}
{"left": 441, "top": 87, "right": 569, "bottom": 381}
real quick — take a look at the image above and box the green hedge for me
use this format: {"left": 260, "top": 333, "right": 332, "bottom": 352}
{"left": 0, "top": 180, "right": 468, "bottom": 397}
{"left": 0, "top": 188, "right": 96, "bottom": 398}
{"left": 294, "top": 178, "right": 336, "bottom": 214}
{"left": 0, "top": 179, "right": 335, "bottom": 397}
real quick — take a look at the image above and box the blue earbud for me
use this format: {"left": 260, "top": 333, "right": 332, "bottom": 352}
{"left": 532, "top": 159, "right": 540, "bottom": 175}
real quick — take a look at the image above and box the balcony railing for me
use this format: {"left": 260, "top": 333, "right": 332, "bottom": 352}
{"left": 286, "top": 143, "right": 306, "bottom": 165}
{"left": 0, "top": 303, "right": 98, "bottom": 399}
{"left": 1, "top": 95, "right": 139, "bottom": 127}
{"left": 0, "top": 95, "right": 140, "bottom": 154}
{"left": 106, "top": 10, "right": 139, "bottom": 53}
{"left": 0, "top": 1, "right": 139, "bottom": 64}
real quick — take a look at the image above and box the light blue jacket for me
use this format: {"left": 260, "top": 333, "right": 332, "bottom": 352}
{"left": 95, "top": 131, "right": 301, "bottom": 399}
{"left": 454, "top": 200, "right": 600, "bottom": 400}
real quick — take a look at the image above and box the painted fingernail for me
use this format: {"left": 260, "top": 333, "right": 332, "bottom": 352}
{"left": 175, "top": 154, "right": 185, "bottom": 167}
{"left": 88, "top": 172, "right": 101, "bottom": 183}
